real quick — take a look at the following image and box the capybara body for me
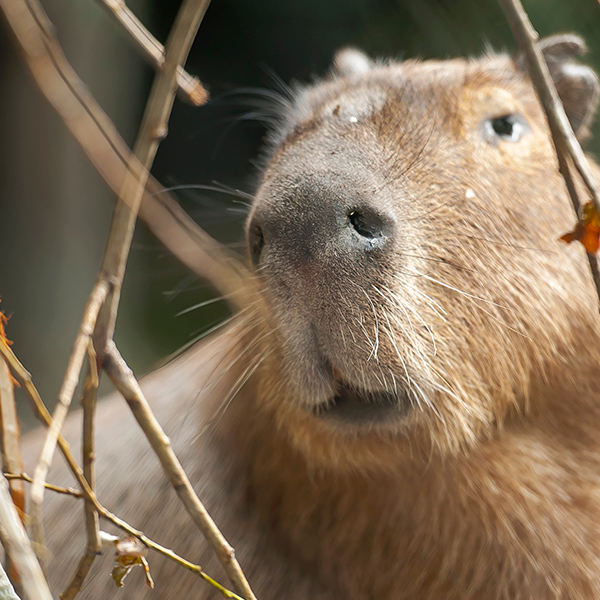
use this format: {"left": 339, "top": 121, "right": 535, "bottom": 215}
{"left": 22, "top": 36, "right": 600, "bottom": 599}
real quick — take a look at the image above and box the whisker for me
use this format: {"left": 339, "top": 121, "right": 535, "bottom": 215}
{"left": 413, "top": 272, "right": 511, "bottom": 310}
{"left": 402, "top": 253, "right": 475, "bottom": 273}
{"left": 397, "top": 116, "right": 438, "bottom": 179}
{"left": 174, "top": 310, "right": 252, "bottom": 359}
{"left": 150, "top": 183, "right": 253, "bottom": 204}
{"left": 198, "top": 344, "right": 273, "bottom": 438}
{"left": 374, "top": 287, "right": 434, "bottom": 377}
{"left": 398, "top": 298, "right": 437, "bottom": 356}
{"left": 356, "top": 285, "right": 380, "bottom": 362}
{"left": 176, "top": 295, "right": 229, "bottom": 317}
{"left": 380, "top": 314, "right": 411, "bottom": 382}
{"left": 209, "top": 180, "right": 254, "bottom": 201}
{"left": 412, "top": 380, "right": 442, "bottom": 421}
{"left": 399, "top": 282, "right": 448, "bottom": 320}
{"left": 476, "top": 307, "right": 532, "bottom": 340}
{"left": 388, "top": 368, "right": 399, "bottom": 397}
{"left": 410, "top": 272, "right": 531, "bottom": 338}
{"left": 258, "top": 64, "right": 296, "bottom": 101}
{"left": 161, "top": 310, "right": 259, "bottom": 439}
{"left": 357, "top": 313, "right": 377, "bottom": 359}
{"left": 163, "top": 275, "right": 199, "bottom": 301}
{"left": 452, "top": 233, "right": 555, "bottom": 254}
{"left": 199, "top": 316, "right": 270, "bottom": 395}
{"left": 404, "top": 196, "right": 463, "bottom": 222}
{"left": 334, "top": 306, "right": 350, "bottom": 352}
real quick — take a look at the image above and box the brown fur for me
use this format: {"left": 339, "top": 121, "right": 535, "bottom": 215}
{"left": 22, "top": 39, "right": 600, "bottom": 598}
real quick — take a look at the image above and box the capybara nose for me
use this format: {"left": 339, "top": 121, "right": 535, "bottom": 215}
{"left": 248, "top": 175, "right": 396, "bottom": 268}
{"left": 346, "top": 206, "right": 393, "bottom": 247}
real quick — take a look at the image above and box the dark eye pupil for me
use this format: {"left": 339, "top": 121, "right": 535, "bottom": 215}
{"left": 491, "top": 116, "right": 514, "bottom": 137}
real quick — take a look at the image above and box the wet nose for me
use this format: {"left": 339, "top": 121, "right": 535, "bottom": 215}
{"left": 248, "top": 176, "right": 396, "bottom": 268}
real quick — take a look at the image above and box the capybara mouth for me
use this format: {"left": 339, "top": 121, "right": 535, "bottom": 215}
{"left": 314, "top": 381, "right": 409, "bottom": 424}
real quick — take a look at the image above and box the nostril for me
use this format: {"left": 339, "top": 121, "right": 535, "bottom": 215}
{"left": 348, "top": 210, "right": 386, "bottom": 239}
{"left": 249, "top": 223, "right": 265, "bottom": 267}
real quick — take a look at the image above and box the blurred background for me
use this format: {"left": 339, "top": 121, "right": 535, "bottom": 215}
{"left": 0, "top": 0, "right": 599, "bottom": 426}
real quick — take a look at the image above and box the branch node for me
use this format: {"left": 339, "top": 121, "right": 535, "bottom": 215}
{"left": 153, "top": 125, "right": 168, "bottom": 140}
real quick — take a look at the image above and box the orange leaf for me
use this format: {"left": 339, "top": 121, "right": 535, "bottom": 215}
{"left": 0, "top": 304, "right": 19, "bottom": 388}
{"left": 560, "top": 202, "right": 600, "bottom": 254}
{"left": 0, "top": 305, "right": 12, "bottom": 347}
{"left": 111, "top": 536, "right": 154, "bottom": 589}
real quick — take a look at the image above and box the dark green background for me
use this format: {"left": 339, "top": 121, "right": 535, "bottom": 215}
{"left": 0, "top": 0, "right": 599, "bottom": 421}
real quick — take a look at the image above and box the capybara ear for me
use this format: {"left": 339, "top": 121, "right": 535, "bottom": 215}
{"left": 519, "top": 34, "right": 599, "bottom": 140}
{"left": 333, "top": 47, "right": 373, "bottom": 77}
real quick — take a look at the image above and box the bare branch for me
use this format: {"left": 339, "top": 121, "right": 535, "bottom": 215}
{"left": 4, "top": 474, "right": 83, "bottom": 499}
{"left": 7, "top": 475, "right": 242, "bottom": 599}
{"left": 60, "top": 345, "right": 102, "bottom": 600}
{"left": 95, "top": 0, "right": 208, "bottom": 106}
{"left": 555, "top": 150, "right": 600, "bottom": 298}
{"left": 0, "top": 356, "right": 25, "bottom": 512}
{"left": 60, "top": 554, "right": 95, "bottom": 600}
{"left": 0, "top": 0, "right": 248, "bottom": 307}
{"left": 31, "top": 279, "right": 110, "bottom": 506}
{"left": 498, "top": 0, "right": 600, "bottom": 304}
{"left": 141, "top": 180, "right": 248, "bottom": 305}
{"left": 103, "top": 344, "right": 257, "bottom": 600}
{"left": 94, "top": 0, "right": 212, "bottom": 350}
{"left": 1, "top": 1, "right": 256, "bottom": 596}
{"left": 0, "top": 341, "right": 245, "bottom": 599}
{"left": 0, "top": 330, "right": 25, "bottom": 589}
{"left": 0, "top": 474, "right": 51, "bottom": 600}
{"left": 82, "top": 345, "right": 101, "bottom": 552}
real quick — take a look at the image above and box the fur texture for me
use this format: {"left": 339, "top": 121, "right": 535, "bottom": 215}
{"left": 22, "top": 38, "right": 600, "bottom": 599}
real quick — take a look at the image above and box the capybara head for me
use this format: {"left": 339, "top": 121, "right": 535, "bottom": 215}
{"left": 245, "top": 36, "right": 600, "bottom": 471}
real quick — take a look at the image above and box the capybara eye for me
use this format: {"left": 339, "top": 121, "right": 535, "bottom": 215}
{"left": 488, "top": 114, "right": 526, "bottom": 142}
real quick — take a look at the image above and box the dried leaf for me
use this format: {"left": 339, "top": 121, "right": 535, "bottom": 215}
{"left": 111, "top": 556, "right": 154, "bottom": 589}
{"left": 560, "top": 201, "right": 600, "bottom": 254}
{"left": 111, "top": 536, "right": 154, "bottom": 589}
{"left": 0, "top": 305, "right": 18, "bottom": 388}
{"left": 115, "top": 536, "right": 148, "bottom": 559}
{"left": 0, "top": 306, "right": 12, "bottom": 347}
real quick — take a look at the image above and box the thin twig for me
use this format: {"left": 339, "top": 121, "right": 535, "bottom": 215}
{"left": 31, "top": 279, "right": 110, "bottom": 506}
{"left": 0, "top": 340, "right": 244, "bottom": 599}
{"left": 94, "top": 0, "right": 212, "bottom": 350}
{"left": 60, "top": 344, "right": 102, "bottom": 600}
{"left": 60, "top": 554, "right": 95, "bottom": 600}
{"left": 26, "top": 283, "right": 107, "bottom": 578}
{"left": 4, "top": 474, "right": 83, "bottom": 499}
{"left": 1, "top": 0, "right": 255, "bottom": 595}
{"left": 94, "top": 514, "right": 243, "bottom": 600}
{"left": 142, "top": 179, "right": 248, "bottom": 306}
{"left": 0, "top": 0, "right": 248, "bottom": 308}
{"left": 0, "top": 342, "right": 25, "bottom": 590}
{"left": 0, "top": 474, "right": 51, "bottom": 600}
{"left": 6, "top": 476, "right": 242, "bottom": 599}
{"left": 82, "top": 344, "right": 101, "bottom": 551}
{"left": 95, "top": 0, "right": 208, "bottom": 105}
{"left": 103, "top": 344, "right": 257, "bottom": 600}
{"left": 498, "top": 0, "right": 600, "bottom": 305}
{"left": 28, "top": 501, "right": 48, "bottom": 579}
{"left": 85, "top": 0, "right": 255, "bottom": 589}
{"left": 0, "top": 339, "right": 91, "bottom": 502}
{"left": 0, "top": 354, "right": 25, "bottom": 514}
{"left": 555, "top": 151, "right": 600, "bottom": 297}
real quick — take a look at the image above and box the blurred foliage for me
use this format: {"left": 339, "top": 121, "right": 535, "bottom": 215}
{"left": 0, "top": 0, "right": 599, "bottom": 421}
